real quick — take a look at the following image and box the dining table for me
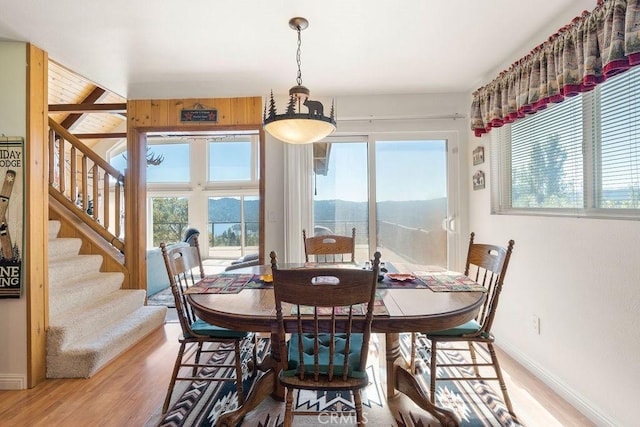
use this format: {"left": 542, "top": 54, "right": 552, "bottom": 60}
{"left": 187, "top": 262, "right": 486, "bottom": 427}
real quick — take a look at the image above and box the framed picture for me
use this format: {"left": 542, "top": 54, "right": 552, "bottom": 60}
{"left": 473, "top": 146, "right": 484, "bottom": 165}
{"left": 473, "top": 170, "right": 485, "bottom": 190}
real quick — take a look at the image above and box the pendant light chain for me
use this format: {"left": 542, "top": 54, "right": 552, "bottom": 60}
{"left": 296, "top": 25, "right": 303, "bottom": 87}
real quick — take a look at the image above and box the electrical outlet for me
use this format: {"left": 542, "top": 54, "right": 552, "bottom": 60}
{"left": 530, "top": 314, "right": 540, "bottom": 334}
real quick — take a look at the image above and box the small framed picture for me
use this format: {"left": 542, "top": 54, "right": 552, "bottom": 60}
{"left": 473, "top": 170, "right": 485, "bottom": 190}
{"left": 473, "top": 146, "right": 485, "bottom": 165}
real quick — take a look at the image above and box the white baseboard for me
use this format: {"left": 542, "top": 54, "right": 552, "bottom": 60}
{"left": 498, "top": 339, "right": 617, "bottom": 426}
{"left": 0, "top": 374, "right": 26, "bottom": 390}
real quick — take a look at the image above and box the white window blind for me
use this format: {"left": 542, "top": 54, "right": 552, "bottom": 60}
{"left": 596, "top": 69, "right": 640, "bottom": 209}
{"left": 493, "top": 66, "right": 640, "bottom": 218}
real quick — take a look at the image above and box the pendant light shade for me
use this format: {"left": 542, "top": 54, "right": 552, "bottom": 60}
{"left": 263, "top": 17, "right": 336, "bottom": 144}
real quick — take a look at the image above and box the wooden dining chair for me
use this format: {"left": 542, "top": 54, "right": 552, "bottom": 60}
{"left": 409, "top": 232, "right": 518, "bottom": 420}
{"left": 303, "top": 227, "right": 356, "bottom": 263}
{"left": 270, "top": 250, "right": 381, "bottom": 427}
{"left": 160, "top": 236, "right": 257, "bottom": 414}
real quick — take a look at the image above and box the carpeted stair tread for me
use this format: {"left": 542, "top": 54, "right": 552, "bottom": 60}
{"left": 48, "top": 254, "right": 104, "bottom": 285}
{"left": 49, "top": 289, "right": 149, "bottom": 346}
{"left": 49, "top": 271, "right": 125, "bottom": 319}
{"left": 48, "top": 237, "right": 83, "bottom": 259}
{"left": 46, "top": 305, "right": 167, "bottom": 378}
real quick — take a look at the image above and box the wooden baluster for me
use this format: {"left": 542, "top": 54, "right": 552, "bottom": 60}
{"left": 92, "top": 164, "right": 99, "bottom": 221}
{"left": 81, "top": 155, "right": 88, "bottom": 212}
{"left": 103, "top": 173, "right": 110, "bottom": 229}
{"left": 70, "top": 146, "right": 77, "bottom": 204}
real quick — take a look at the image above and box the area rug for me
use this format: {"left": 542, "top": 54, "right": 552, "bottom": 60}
{"left": 159, "top": 334, "right": 522, "bottom": 426}
{"left": 147, "top": 287, "right": 175, "bottom": 307}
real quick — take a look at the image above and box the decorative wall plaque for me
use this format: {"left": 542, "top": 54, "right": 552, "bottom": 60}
{"left": 473, "top": 146, "right": 485, "bottom": 165}
{"left": 180, "top": 108, "right": 218, "bottom": 123}
{"left": 473, "top": 170, "right": 486, "bottom": 190}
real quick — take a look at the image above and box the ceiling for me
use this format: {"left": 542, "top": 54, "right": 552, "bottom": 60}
{"left": 0, "top": 0, "right": 595, "bottom": 101}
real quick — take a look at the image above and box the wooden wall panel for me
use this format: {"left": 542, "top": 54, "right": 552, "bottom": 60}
{"left": 129, "top": 97, "right": 262, "bottom": 129}
{"left": 26, "top": 44, "right": 49, "bottom": 387}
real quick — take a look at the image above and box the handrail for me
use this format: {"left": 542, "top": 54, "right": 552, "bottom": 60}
{"left": 47, "top": 118, "right": 125, "bottom": 254}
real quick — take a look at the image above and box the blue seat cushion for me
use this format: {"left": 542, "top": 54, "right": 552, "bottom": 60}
{"left": 283, "top": 333, "right": 366, "bottom": 379}
{"left": 188, "top": 319, "right": 249, "bottom": 339}
{"left": 427, "top": 319, "right": 488, "bottom": 338}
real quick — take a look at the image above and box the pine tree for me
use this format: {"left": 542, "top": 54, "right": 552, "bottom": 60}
{"left": 286, "top": 95, "right": 297, "bottom": 115}
{"left": 267, "top": 91, "right": 277, "bottom": 118}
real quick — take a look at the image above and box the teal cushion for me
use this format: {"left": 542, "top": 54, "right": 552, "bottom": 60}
{"left": 428, "top": 319, "right": 485, "bottom": 337}
{"left": 283, "top": 333, "right": 366, "bottom": 379}
{"left": 188, "top": 318, "right": 248, "bottom": 339}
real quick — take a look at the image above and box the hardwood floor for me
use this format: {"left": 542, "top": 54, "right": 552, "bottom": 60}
{"left": 0, "top": 320, "right": 595, "bottom": 426}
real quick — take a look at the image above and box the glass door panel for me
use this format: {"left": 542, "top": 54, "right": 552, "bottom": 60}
{"left": 150, "top": 197, "right": 189, "bottom": 248}
{"left": 375, "top": 140, "right": 447, "bottom": 266}
{"left": 208, "top": 196, "right": 259, "bottom": 260}
{"left": 313, "top": 142, "right": 370, "bottom": 262}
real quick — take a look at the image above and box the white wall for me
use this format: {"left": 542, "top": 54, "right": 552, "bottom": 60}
{"left": 468, "top": 131, "right": 639, "bottom": 426}
{"left": 0, "top": 42, "right": 27, "bottom": 389}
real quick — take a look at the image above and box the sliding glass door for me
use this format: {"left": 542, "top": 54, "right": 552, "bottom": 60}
{"left": 313, "top": 136, "right": 449, "bottom": 266}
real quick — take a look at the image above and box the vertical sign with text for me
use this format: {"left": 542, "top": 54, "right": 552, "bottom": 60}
{"left": 0, "top": 138, "right": 23, "bottom": 298}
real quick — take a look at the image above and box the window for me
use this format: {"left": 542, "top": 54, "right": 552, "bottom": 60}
{"left": 109, "top": 132, "right": 261, "bottom": 258}
{"left": 208, "top": 138, "right": 256, "bottom": 183}
{"left": 493, "top": 66, "right": 640, "bottom": 218}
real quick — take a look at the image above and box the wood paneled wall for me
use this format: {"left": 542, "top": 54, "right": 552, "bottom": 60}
{"left": 125, "top": 97, "right": 265, "bottom": 293}
{"left": 26, "top": 44, "right": 49, "bottom": 386}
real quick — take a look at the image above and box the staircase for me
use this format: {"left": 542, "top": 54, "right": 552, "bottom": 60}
{"left": 46, "top": 220, "right": 167, "bottom": 378}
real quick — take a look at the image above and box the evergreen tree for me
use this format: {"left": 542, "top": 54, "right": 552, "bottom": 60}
{"left": 152, "top": 198, "right": 188, "bottom": 246}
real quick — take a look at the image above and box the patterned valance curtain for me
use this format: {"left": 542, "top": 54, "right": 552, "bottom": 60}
{"left": 471, "top": 0, "right": 640, "bottom": 137}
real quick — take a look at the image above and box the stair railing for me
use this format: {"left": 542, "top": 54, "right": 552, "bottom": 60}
{"left": 48, "top": 118, "right": 125, "bottom": 254}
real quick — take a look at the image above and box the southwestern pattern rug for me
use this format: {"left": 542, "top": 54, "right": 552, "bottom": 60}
{"left": 159, "top": 334, "right": 522, "bottom": 426}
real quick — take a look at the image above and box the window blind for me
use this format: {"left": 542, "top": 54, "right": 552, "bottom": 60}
{"left": 492, "top": 65, "right": 640, "bottom": 218}
{"left": 596, "top": 68, "right": 640, "bottom": 209}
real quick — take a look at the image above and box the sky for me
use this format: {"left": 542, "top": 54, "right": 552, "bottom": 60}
{"left": 315, "top": 140, "right": 448, "bottom": 202}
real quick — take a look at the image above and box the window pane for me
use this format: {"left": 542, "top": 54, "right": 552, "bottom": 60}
{"left": 208, "top": 196, "right": 259, "bottom": 259}
{"left": 597, "top": 67, "right": 640, "bottom": 208}
{"left": 147, "top": 143, "right": 190, "bottom": 183}
{"left": 243, "top": 196, "right": 260, "bottom": 255}
{"left": 313, "top": 142, "right": 369, "bottom": 261}
{"left": 151, "top": 197, "right": 188, "bottom": 247}
{"left": 375, "top": 140, "right": 448, "bottom": 266}
{"left": 510, "top": 95, "right": 584, "bottom": 208}
{"left": 209, "top": 141, "right": 252, "bottom": 181}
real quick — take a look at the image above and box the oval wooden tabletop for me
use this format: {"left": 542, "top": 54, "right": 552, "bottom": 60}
{"left": 188, "top": 263, "right": 485, "bottom": 333}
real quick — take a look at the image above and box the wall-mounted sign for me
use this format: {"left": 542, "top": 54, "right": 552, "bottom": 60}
{"left": 180, "top": 109, "right": 218, "bottom": 123}
{"left": 0, "top": 136, "right": 23, "bottom": 298}
{"left": 473, "top": 170, "right": 486, "bottom": 190}
{"left": 473, "top": 146, "right": 485, "bottom": 165}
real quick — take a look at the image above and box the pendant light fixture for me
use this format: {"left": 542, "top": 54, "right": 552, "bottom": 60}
{"left": 263, "top": 17, "right": 336, "bottom": 144}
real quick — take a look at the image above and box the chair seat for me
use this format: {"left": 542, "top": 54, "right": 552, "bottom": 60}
{"left": 283, "top": 333, "right": 367, "bottom": 379}
{"left": 188, "top": 318, "right": 249, "bottom": 339}
{"left": 427, "top": 319, "right": 485, "bottom": 337}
